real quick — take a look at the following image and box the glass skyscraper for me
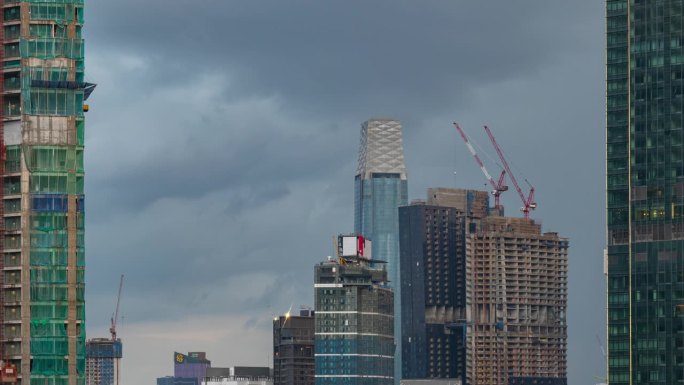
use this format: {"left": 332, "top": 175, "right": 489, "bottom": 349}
{"left": 354, "top": 118, "right": 407, "bottom": 384}
{"left": 607, "top": 1, "right": 684, "bottom": 384}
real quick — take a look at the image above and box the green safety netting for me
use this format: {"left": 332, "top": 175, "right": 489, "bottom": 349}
{"left": 31, "top": 321, "right": 68, "bottom": 338}
{"left": 31, "top": 251, "right": 69, "bottom": 266}
{"left": 23, "top": 147, "right": 84, "bottom": 173}
{"left": 29, "top": 4, "right": 84, "bottom": 24}
{"left": 21, "top": 38, "right": 84, "bottom": 60}
{"left": 1, "top": 1, "right": 88, "bottom": 381}
{"left": 26, "top": 89, "right": 84, "bottom": 117}
{"left": 31, "top": 338, "right": 69, "bottom": 356}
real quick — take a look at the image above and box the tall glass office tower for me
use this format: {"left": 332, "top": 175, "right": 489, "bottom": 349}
{"left": 607, "top": 2, "right": 684, "bottom": 384}
{"left": 354, "top": 118, "right": 407, "bottom": 384}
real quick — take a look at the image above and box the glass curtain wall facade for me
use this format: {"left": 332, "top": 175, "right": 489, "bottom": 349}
{"left": 354, "top": 118, "right": 407, "bottom": 384}
{"left": 607, "top": 1, "right": 684, "bottom": 384}
{"left": 2, "top": 1, "right": 88, "bottom": 385}
{"left": 314, "top": 255, "right": 394, "bottom": 385}
{"left": 398, "top": 202, "right": 466, "bottom": 383}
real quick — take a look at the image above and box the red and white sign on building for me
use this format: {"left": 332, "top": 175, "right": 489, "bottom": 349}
{"left": 340, "top": 235, "right": 372, "bottom": 260}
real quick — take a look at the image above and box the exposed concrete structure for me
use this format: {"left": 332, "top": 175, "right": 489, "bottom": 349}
{"left": 403, "top": 188, "right": 568, "bottom": 385}
{"left": 2, "top": 1, "right": 90, "bottom": 385}
{"left": 465, "top": 212, "right": 568, "bottom": 385}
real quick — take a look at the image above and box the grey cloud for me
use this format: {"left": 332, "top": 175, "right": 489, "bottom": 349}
{"left": 82, "top": 2, "right": 606, "bottom": 384}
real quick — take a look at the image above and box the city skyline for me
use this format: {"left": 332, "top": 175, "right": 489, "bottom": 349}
{"left": 80, "top": 2, "right": 603, "bottom": 385}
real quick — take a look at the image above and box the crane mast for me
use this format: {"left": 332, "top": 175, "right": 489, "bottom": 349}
{"left": 110, "top": 275, "right": 124, "bottom": 341}
{"left": 483, "top": 125, "right": 536, "bottom": 219}
{"left": 452, "top": 122, "right": 507, "bottom": 209}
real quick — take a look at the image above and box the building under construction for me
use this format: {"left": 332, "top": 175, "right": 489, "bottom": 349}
{"left": 400, "top": 188, "right": 568, "bottom": 385}
{"left": 273, "top": 308, "right": 314, "bottom": 385}
{"left": 465, "top": 213, "right": 568, "bottom": 385}
{"left": 1, "top": 0, "right": 90, "bottom": 384}
{"left": 85, "top": 339, "right": 122, "bottom": 385}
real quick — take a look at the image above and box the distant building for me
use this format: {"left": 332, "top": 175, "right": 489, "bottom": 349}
{"left": 273, "top": 308, "right": 314, "bottom": 385}
{"left": 175, "top": 352, "right": 211, "bottom": 385}
{"left": 399, "top": 201, "right": 467, "bottom": 382}
{"left": 202, "top": 367, "right": 272, "bottom": 385}
{"left": 354, "top": 118, "right": 408, "bottom": 384}
{"left": 157, "top": 376, "right": 198, "bottom": 385}
{"left": 314, "top": 235, "right": 394, "bottom": 385}
{"left": 85, "top": 338, "right": 123, "bottom": 385}
{"left": 400, "top": 380, "right": 461, "bottom": 385}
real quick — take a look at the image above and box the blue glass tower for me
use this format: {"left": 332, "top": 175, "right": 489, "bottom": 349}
{"left": 354, "top": 118, "right": 407, "bottom": 384}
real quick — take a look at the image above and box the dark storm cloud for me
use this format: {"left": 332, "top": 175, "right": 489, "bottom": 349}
{"left": 82, "top": 1, "right": 605, "bottom": 383}
{"left": 87, "top": 1, "right": 591, "bottom": 118}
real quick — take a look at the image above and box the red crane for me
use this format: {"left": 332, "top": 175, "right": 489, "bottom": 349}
{"left": 453, "top": 122, "right": 508, "bottom": 209}
{"left": 484, "top": 125, "right": 536, "bottom": 219}
{"left": 110, "top": 274, "right": 124, "bottom": 341}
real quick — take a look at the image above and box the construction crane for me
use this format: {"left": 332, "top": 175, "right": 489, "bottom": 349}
{"left": 110, "top": 274, "right": 124, "bottom": 341}
{"left": 483, "top": 125, "right": 536, "bottom": 219}
{"left": 452, "top": 122, "right": 508, "bottom": 209}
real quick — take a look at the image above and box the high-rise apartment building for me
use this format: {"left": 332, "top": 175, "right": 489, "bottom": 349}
{"left": 606, "top": 2, "right": 684, "bottom": 384}
{"left": 354, "top": 118, "right": 407, "bottom": 383}
{"left": 314, "top": 235, "right": 394, "bottom": 385}
{"left": 2, "top": 1, "right": 90, "bottom": 385}
{"left": 273, "top": 308, "right": 314, "bottom": 385}
{"left": 399, "top": 201, "right": 466, "bottom": 383}
{"left": 466, "top": 214, "right": 568, "bottom": 385}
{"left": 85, "top": 338, "right": 122, "bottom": 385}
{"left": 400, "top": 188, "right": 567, "bottom": 385}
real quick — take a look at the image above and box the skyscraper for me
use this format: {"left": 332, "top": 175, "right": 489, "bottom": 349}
{"left": 354, "top": 118, "right": 407, "bottom": 383}
{"left": 85, "top": 338, "right": 123, "bottom": 385}
{"left": 314, "top": 235, "right": 394, "bottom": 385}
{"left": 465, "top": 214, "right": 567, "bottom": 385}
{"left": 606, "top": 2, "right": 684, "bottom": 384}
{"left": 401, "top": 188, "right": 567, "bottom": 385}
{"left": 399, "top": 201, "right": 466, "bottom": 383}
{"left": 273, "top": 308, "right": 314, "bottom": 385}
{"left": 2, "top": 1, "right": 90, "bottom": 384}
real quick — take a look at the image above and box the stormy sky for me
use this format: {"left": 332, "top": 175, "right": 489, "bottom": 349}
{"left": 82, "top": 1, "right": 605, "bottom": 384}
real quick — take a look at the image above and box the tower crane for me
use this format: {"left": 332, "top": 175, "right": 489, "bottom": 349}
{"left": 110, "top": 274, "right": 124, "bottom": 341}
{"left": 452, "top": 122, "right": 508, "bottom": 209}
{"left": 483, "top": 126, "right": 536, "bottom": 219}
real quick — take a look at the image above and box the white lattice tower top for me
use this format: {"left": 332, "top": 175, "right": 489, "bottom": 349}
{"left": 356, "top": 118, "right": 407, "bottom": 180}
